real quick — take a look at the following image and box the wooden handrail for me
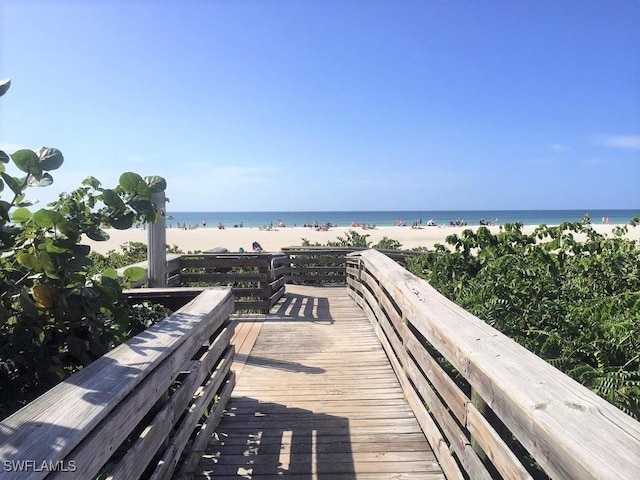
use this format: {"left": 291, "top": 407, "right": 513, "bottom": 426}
{"left": 0, "top": 289, "right": 235, "bottom": 480}
{"left": 282, "top": 246, "right": 420, "bottom": 285}
{"left": 126, "top": 247, "right": 418, "bottom": 311}
{"left": 346, "top": 249, "right": 640, "bottom": 480}
{"left": 178, "top": 252, "right": 288, "bottom": 312}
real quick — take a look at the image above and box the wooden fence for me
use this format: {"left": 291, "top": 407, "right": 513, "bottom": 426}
{"left": 345, "top": 249, "right": 640, "bottom": 480}
{"left": 282, "top": 246, "right": 420, "bottom": 285}
{"left": 132, "top": 248, "right": 417, "bottom": 312}
{"left": 0, "top": 289, "right": 235, "bottom": 480}
{"left": 115, "top": 247, "right": 426, "bottom": 311}
{"left": 176, "top": 252, "right": 288, "bottom": 312}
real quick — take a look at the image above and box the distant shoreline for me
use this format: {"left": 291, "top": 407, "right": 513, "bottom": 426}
{"left": 84, "top": 223, "right": 640, "bottom": 255}
{"left": 161, "top": 209, "right": 639, "bottom": 231}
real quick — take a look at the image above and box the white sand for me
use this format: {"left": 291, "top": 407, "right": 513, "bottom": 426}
{"left": 84, "top": 223, "right": 640, "bottom": 255}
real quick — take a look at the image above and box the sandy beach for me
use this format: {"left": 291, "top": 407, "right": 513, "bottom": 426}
{"left": 84, "top": 223, "right": 640, "bottom": 255}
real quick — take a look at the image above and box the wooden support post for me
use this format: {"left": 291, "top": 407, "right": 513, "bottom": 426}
{"left": 471, "top": 387, "right": 488, "bottom": 463}
{"left": 148, "top": 192, "right": 167, "bottom": 288}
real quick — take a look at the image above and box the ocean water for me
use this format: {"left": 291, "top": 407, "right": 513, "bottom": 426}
{"left": 164, "top": 210, "right": 639, "bottom": 229}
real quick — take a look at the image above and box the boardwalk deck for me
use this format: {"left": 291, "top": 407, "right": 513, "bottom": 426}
{"left": 195, "top": 285, "right": 444, "bottom": 479}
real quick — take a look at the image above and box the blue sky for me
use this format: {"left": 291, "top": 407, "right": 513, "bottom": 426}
{"left": 1, "top": 1, "right": 638, "bottom": 211}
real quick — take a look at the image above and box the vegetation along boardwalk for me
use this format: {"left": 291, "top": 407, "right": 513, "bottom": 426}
{"left": 195, "top": 285, "right": 445, "bottom": 479}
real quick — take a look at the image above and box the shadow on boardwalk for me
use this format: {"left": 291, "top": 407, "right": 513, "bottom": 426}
{"left": 270, "top": 292, "right": 335, "bottom": 323}
{"left": 200, "top": 398, "right": 356, "bottom": 479}
{"left": 196, "top": 285, "right": 444, "bottom": 479}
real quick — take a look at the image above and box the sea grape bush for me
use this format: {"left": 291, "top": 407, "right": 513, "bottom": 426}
{"left": 301, "top": 229, "right": 402, "bottom": 249}
{"left": 88, "top": 241, "right": 182, "bottom": 277}
{"left": 0, "top": 78, "right": 168, "bottom": 417}
{"left": 405, "top": 218, "right": 640, "bottom": 419}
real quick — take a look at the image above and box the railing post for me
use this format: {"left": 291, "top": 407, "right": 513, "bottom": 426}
{"left": 470, "top": 388, "right": 488, "bottom": 463}
{"left": 148, "top": 192, "right": 167, "bottom": 287}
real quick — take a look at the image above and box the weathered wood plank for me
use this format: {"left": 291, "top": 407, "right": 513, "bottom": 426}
{"left": 349, "top": 249, "right": 640, "bottom": 480}
{"left": 0, "top": 290, "right": 233, "bottom": 479}
{"left": 196, "top": 285, "right": 445, "bottom": 479}
{"left": 148, "top": 350, "right": 235, "bottom": 480}
{"left": 197, "top": 473, "right": 443, "bottom": 480}
{"left": 287, "top": 274, "right": 345, "bottom": 283}
{"left": 106, "top": 341, "right": 234, "bottom": 480}
{"left": 466, "top": 403, "right": 533, "bottom": 480}
{"left": 175, "top": 373, "right": 236, "bottom": 479}
{"left": 229, "top": 314, "right": 265, "bottom": 373}
{"left": 0, "top": 289, "right": 235, "bottom": 480}
{"left": 179, "top": 255, "right": 271, "bottom": 269}
{"left": 180, "top": 272, "right": 269, "bottom": 283}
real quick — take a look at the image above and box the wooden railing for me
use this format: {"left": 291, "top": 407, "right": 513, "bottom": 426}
{"left": 5, "top": 245, "right": 640, "bottom": 479}
{"left": 0, "top": 289, "right": 235, "bottom": 480}
{"left": 119, "top": 246, "right": 424, "bottom": 311}
{"left": 114, "top": 253, "right": 183, "bottom": 288}
{"left": 282, "top": 246, "right": 420, "bottom": 285}
{"left": 176, "top": 252, "right": 288, "bottom": 312}
{"left": 345, "top": 249, "right": 640, "bottom": 480}
{"left": 130, "top": 248, "right": 417, "bottom": 312}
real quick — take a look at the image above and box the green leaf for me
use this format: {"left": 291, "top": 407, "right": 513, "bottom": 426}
{"left": 80, "top": 286, "right": 100, "bottom": 301}
{"left": 17, "top": 252, "right": 42, "bottom": 271}
{"left": 99, "top": 276, "right": 122, "bottom": 299}
{"left": 1, "top": 172, "right": 25, "bottom": 196}
{"left": 66, "top": 254, "right": 92, "bottom": 271}
{"left": 36, "top": 147, "right": 64, "bottom": 171}
{"left": 26, "top": 173, "right": 54, "bottom": 187}
{"left": 12, "top": 149, "right": 43, "bottom": 178}
{"left": 33, "top": 209, "right": 64, "bottom": 228}
{"left": 57, "top": 219, "right": 79, "bottom": 238}
{"left": 82, "top": 176, "right": 102, "bottom": 189}
{"left": 123, "top": 266, "right": 146, "bottom": 283}
{"left": 11, "top": 207, "right": 33, "bottom": 224}
{"left": 109, "top": 212, "right": 134, "bottom": 230}
{"left": 101, "top": 268, "right": 119, "bottom": 280}
{"left": 44, "top": 240, "right": 72, "bottom": 254}
{"left": 86, "top": 228, "right": 110, "bottom": 241}
{"left": 42, "top": 256, "right": 61, "bottom": 279}
{"left": 119, "top": 172, "right": 148, "bottom": 195}
{"left": 145, "top": 175, "right": 167, "bottom": 193}
{"left": 0, "top": 78, "right": 10, "bottom": 97}
{"left": 0, "top": 150, "right": 10, "bottom": 163}
{"left": 72, "top": 243, "right": 91, "bottom": 256}
{"left": 102, "top": 189, "right": 126, "bottom": 211}
{"left": 129, "top": 199, "right": 156, "bottom": 217}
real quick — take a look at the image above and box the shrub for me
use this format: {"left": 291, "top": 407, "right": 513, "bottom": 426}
{"left": 405, "top": 218, "right": 640, "bottom": 419}
{"left": 0, "top": 78, "right": 168, "bottom": 418}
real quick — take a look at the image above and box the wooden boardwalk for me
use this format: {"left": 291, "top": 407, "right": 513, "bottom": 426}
{"left": 195, "top": 285, "right": 444, "bottom": 480}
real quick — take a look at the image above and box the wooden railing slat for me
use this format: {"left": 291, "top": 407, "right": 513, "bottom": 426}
{"left": 348, "top": 249, "right": 640, "bottom": 480}
{"left": 0, "top": 289, "right": 234, "bottom": 480}
{"left": 466, "top": 403, "right": 534, "bottom": 480}
{"left": 174, "top": 373, "right": 236, "bottom": 479}
{"left": 147, "top": 349, "right": 235, "bottom": 480}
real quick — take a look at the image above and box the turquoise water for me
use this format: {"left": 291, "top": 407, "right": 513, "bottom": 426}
{"left": 165, "top": 210, "right": 639, "bottom": 229}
